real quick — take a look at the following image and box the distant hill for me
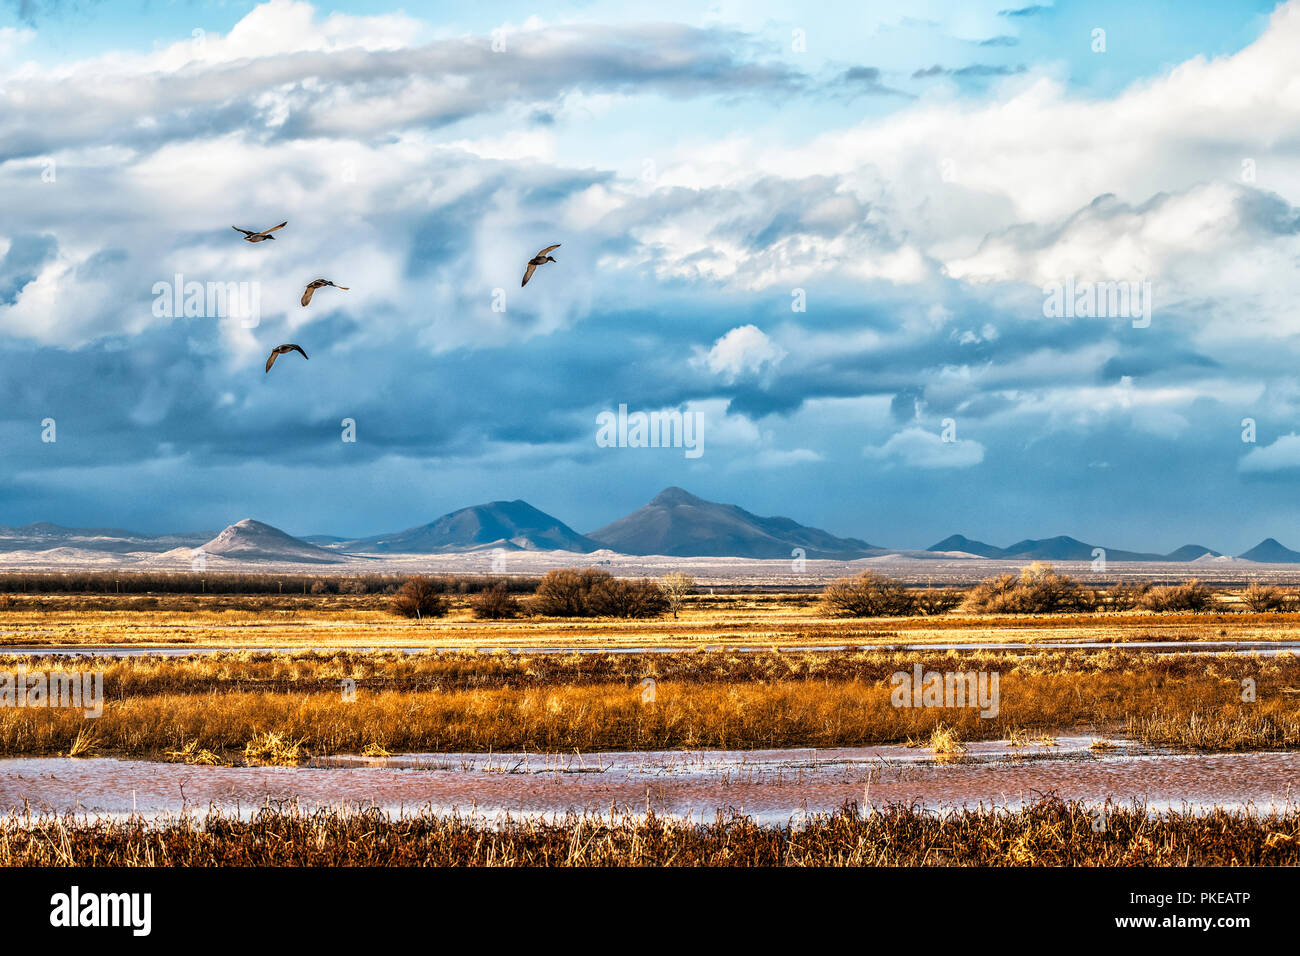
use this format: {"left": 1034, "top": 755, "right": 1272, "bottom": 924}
{"left": 928, "top": 533, "right": 1194, "bottom": 562}
{"left": 344, "top": 500, "right": 599, "bottom": 553}
{"left": 198, "top": 519, "right": 343, "bottom": 564}
{"left": 994, "top": 535, "right": 1163, "bottom": 562}
{"left": 1237, "top": 538, "right": 1300, "bottom": 563}
{"left": 0, "top": 522, "right": 211, "bottom": 555}
{"left": 586, "top": 487, "right": 876, "bottom": 559}
{"left": 1164, "top": 544, "right": 1222, "bottom": 561}
{"left": 926, "top": 534, "right": 1006, "bottom": 558}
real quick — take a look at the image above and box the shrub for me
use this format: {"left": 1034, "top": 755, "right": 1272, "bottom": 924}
{"left": 819, "top": 572, "right": 916, "bottom": 617}
{"left": 530, "top": 568, "right": 668, "bottom": 618}
{"left": 1137, "top": 580, "right": 1213, "bottom": 612}
{"left": 1103, "top": 582, "right": 1151, "bottom": 611}
{"left": 585, "top": 577, "right": 669, "bottom": 618}
{"left": 532, "top": 569, "right": 604, "bottom": 616}
{"left": 963, "top": 563, "right": 1093, "bottom": 614}
{"left": 1242, "top": 582, "right": 1290, "bottom": 613}
{"left": 389, "top": 577, "right": 450, "bottom": 620}
{"left": 472, "top": 584, "right": 521, "bottom": 619}
{"left": 913, "top": 588, "right": 962, "bottom": 616}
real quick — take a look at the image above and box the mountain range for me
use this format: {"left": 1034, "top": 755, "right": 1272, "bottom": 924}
{"left": 925, "top": 534, "right": 1222, "bottom": 563}
{"left": 2, "top": 490, "right": 1299, "bottom": 564}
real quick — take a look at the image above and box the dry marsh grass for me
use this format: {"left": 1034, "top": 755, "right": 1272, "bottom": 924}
{"left": 243, "top": 731, "right": 311, "bottom": 765}
{"left": 2, "top": 799, "right": 1298, "bottom": 866}
{"left": 2, "top": 648, "right": 1297, "bottom": 757}
{"left": 8, "top": 597, "right": 1300, "bottom": 656}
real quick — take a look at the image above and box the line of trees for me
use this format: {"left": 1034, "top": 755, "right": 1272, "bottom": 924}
{"left": 0, "top": 571, "right": 536, "bottom": 596}
{"left": 389, "top": 568, "right": 694, "bottom": 620}
{"left": 819, "top": 563, "right": 1277, "bottom": 617}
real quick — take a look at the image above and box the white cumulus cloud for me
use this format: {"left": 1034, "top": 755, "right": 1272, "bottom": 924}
{"left": 864, "top": 427, "right": 985, "bottom": 469}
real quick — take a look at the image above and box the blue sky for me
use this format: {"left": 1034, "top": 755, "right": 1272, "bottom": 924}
{"left": 2, "top": 0, "right": 1300, "bottom": 552}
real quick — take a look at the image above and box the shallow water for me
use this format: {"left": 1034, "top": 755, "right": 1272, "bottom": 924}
{"left": 3, "top": 739, "right": 1297, "bottom": 825}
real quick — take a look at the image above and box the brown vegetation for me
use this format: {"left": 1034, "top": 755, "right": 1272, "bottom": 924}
{"left": 820, "top": 572, "right": 916, "bottom": 617}
{"left": 2, "top": 799, "right": 1297, "bottom": 866}
{"left": 1137, "top": 580, "right": 1213, "bottom": 612}
{"left": 530, "top": 568, "right": 668, "bottom": 618}
{"left": 388, "top": 577, "right": 450, "bottom": 620}
{"left": 963, "top": 563, "right": 1095, "bottom": 614}
{"left": 1242, "top": 582, "right": 1291, "bottom": 612}
{"left": 471, "top": 584, "right": 521, "bottom": 619}
{"left": 3, "top": 647, "right": 1297, "bottom": 757}
{"left": 0, "top": 571, "right": 536, "bottom": 596}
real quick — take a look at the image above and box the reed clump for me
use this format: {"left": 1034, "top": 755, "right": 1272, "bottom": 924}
{"left": 163, "top": 739, "right": 225, "bottom": 765}
{"left": 243, "top": 731, "right": 311, "bottom": 765}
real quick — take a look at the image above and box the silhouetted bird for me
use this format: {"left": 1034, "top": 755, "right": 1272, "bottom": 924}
{"left": 233, "top": 222, "right": 288, "bottom": 243}
{"left": 521, "top": 244, "right": 560, "bottom": 287}
{"left": 301, "top": 279, "right": 349, "bottom": 307}
{"left": 265, "top": 343, "right": 308, "bottom": 373}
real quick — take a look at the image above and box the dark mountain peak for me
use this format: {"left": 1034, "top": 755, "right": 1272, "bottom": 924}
{"left": 344, "top": 500, "right": 598, "bottom": 554}
{"left": 587, "top": 488, "right": 875, "bottom": 559}
{"left": 1007, "top": 535, "right": 1087, "bottom": 550}
{"left": 1165, "top": 544, "right": 1221, "bottom": 561}
{"left": 649, "top": 486, "right": 704, "bottom": 507}
{"left": 1238, "top": 538, "right": 1300, "bottom": 563}
{"left": 927, "top": 534, "right": 1005, "bottom": 558}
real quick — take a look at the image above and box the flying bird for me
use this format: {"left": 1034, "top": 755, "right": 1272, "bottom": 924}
{"left": 301, "top": 279, "right": 349, "bottom": 307}
{"left": 265, "top": 343, "right": 308, "bottom": 373}
{"left": 233, "top": 222, "right": 288, "bottom": 243}
{"left": 521, "top": 244, "right": 560, "bottom": 287}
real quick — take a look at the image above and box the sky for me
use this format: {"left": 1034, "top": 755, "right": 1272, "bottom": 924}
{"left": 1, "top": 0, "right": 1299, "bottom": 552}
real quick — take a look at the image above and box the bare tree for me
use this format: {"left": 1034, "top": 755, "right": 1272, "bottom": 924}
{"left": 660, "top": 572, "right": 697, "bottom": 619}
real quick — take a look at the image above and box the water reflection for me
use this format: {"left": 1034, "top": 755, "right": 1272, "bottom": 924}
{"left": 3, "top": 738, "right": 1296, "bottom": 825}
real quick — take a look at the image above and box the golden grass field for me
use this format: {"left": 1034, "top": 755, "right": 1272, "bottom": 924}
{"left": 3, "top": 644, "right": 1298, "bottom": 758}
{"left": 4, "top": 590, "right": 1300, "bottom": 650}
{"left": 1, "top": 588, "right": 1298, "bottom": 757}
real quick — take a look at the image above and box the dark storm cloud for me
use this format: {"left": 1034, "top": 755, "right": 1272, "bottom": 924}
{"left": 0, "top": 234, "right": 57, "bottom": 305}
{"left": 836, "top": 66, "right": 910, "bottom": 97}
{"left": 913, "top": 64, "right": 1027, "bottom": 79}
{"left": 1100, "top": 349, "right": 1218, "bottom": 382}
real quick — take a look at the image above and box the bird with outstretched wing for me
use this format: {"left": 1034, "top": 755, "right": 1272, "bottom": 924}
{"left": 521, "top": 244, "right": 560, "bottom": 286}
{"left": 301, "top": 279, "right": 349, "bottom": 307}
{"left": 233, "top": 221, "right": 288, "bottom": 243}
{"left": 265, "top": 343, "right": 309, "bottom": 373}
